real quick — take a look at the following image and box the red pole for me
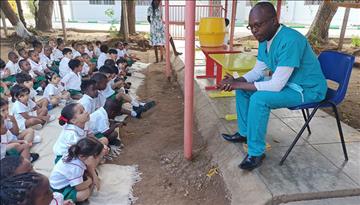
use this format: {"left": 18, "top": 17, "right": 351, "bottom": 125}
{"left": 165, "top": 0, "right": 171, "bottom": 79}
{"left": 229, "top": 0, "right": 237, "bottom": 50}
{"left": 225, "top": 0, "right": 228, "bottom": 18}
{"left": 209, "top": 0, "right": 213, "bottom": 17}
{"left": 184, "top": 0, "right": 196, "bottom": 160}
{"left": 276, "top": 0, "right": 282, "bottom": 21}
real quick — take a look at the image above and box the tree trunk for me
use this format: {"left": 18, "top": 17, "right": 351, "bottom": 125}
{"left": 35, "top": 0, "right": 54, "bottom": 31}
{"left": 306, "top": 1, "right": 338, "bottom": 46}
{"left": 119, "top": 0, "right": 136, "bottom": 36}
{"left": 15, "top": 0, "right": 26, "bottom": 28}
{"left": 0, "top": 0, "right": 32, "bottom": 38}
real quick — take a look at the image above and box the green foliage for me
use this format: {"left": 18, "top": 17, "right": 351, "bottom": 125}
{"left": 351, "top": 36, "right": 360, "bottom": 47}
{"left": 105, "top": 8, "right": 118, "bottom": 37}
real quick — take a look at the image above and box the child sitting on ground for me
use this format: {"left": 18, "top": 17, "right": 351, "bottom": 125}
{"left": 85, "top": 42, "right": 95, "bottom": 58}
{"left": 108, "top": 48, "right": 118, "bottom": 62}
{"left": 28, "top": 50, "right": 47, "bottom": 91}
{"left": 94, "top": 41, "right": 102, "bottom": 57}
{"left": 51, "top": 137, "right": 104, "bottom": 202}
{"left": 33, "top": 40, "right": 43, "bottom": 54}
{"left": 61, "top": 59, "right": 83, "bottom": 100}
{"left": 0, "top": 172, "right": 75, "bottom": 205}
{"left": 72, "top": 42, "right": 85, "bottom": 58}
{"left": 97, "top": 44, "right": 109, "bottom": 69}
{"left": 15, "top": 73, "right": 49, "bottom": 110}
{"left": 40, "top": 45, "right": 55, "bottom": 73}
{"left": 10, "top": 84, "right": 54, "bottom": 131}
{"left": 123, "top": 42, "right": 140, "bottom": 65}
{"left": 1, "top": 98, "right": 41, "bottom": 145}
{"left": 53, "top": 103, "right": 109, "bottom": 164}
{"left": 18, "top": 47, "right": 29, "bottom": 62}
{"left": 81, "top": 53, "right": 95, "bottom": 77}
{"left": 1, "top": 58, "right": 14, "bottom": 92}
{"left": 115, "top": 42, "right": 125, "bottom": 59}
{"left": 59, "top": 48, "right": 73, "bottom": 78}
{"left": 52, "top": 38, "right": 65, "bottom": 62}
{"left": 0, "top": 155, "right": 33, "bottom": 179}
{"left": 79, "top": 79, "right": 98, "bottom": 114}
{"left": 44, "top": 72, "right": 70, "bottom": 108}
{"left": 89, "top": 98, "right": 123, "bottom": 149}
{"left": 1, "top": 116, "right": 39, "bottom": 162}
{"left": 5, "top": 51, "right": 19, "bottom": 78}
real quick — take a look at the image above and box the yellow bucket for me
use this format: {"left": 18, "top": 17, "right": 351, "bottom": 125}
{"left": 198, "top": 17, "right": 226, "bottom": 47}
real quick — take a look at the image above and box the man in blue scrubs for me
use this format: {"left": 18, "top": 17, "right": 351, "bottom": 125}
{"left": 218, "top": 2, "right": 327, "bottom": 171}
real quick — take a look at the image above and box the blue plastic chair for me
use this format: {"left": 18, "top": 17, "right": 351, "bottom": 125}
{"left": 280, "top": 51, "right": 355, "bottom": 165}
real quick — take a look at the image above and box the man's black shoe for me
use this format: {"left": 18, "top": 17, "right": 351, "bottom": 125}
{"left": 221, "top": 132, "right": 247, "bottom": 143}
{"left": 239, "top": 154, "right": 265, "bottom": 171}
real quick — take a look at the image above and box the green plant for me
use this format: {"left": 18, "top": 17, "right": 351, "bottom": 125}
{"left": 351, "top": 36, "right": 360, "bottom": 47}
{"left": 105, "top": 8, "right": 118, "bottom": 37}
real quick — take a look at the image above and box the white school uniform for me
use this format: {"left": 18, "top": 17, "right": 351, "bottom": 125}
{"left": 53, "top": 124, "right": 88, "bottom": 156}
{"left": 49, "top": 192, "right": 64, "bottom": 205}
{"left": 29, "top": 88, "right": 38, "bottom": 99}
{"left": 101, "top": 79, "right": 115, "bottom": 98}
{"left": 28, "top": 59, "right": 44, "bottom": 76}
{"left": 40, "top": 53, "right": 52, "bottom": 70}
{"left": 97, "top": 52, "right": 108, "bottom": 69}
{"left": 0, "top": 120, "right": 18, "bottom": 159}
{"left": 49, "top": 157, "right": 86, "bottom": 190}
{"left": 81, "top": 62, "right": 90, "bottom": 76}
{"left": 59, "top": 57, "right": 71, "bottom": 78}
{"left": 95, "top": 91, "right": 106, "bottom": 109}
{"left": 72, "top": 50, "right": 81, "bottom": 58}
{"left": 61, "top": 72, "right": 81, "bottom": 91}
{"left": 5, "top": 61, "right": 18, "bottom": 75}
{"left": 94, "top": 47, "right": 101, "bottom": 57}
{"left": 43, "top": 83, "right": 65, "bottom": 101}
{"left": 78, "top": 94, "right": 96, "bottom": 114}
{"left": 51, "top": 48, "right": 64, "bottom": 61}
{"left": 11, "top": 100, "right": 37, "bottom": 131}
{"left": 116, "top": 49, "right": 125, "bottom": 59}
{"left": 89, "top": 107, "right": 109, "bottom": 134}
{"left": 85, "top": 48, "right": 94, "bottom": 58}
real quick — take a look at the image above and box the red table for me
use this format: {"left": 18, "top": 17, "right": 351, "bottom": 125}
{"left": 196, "top": 45, "right": 242, "bottom": 79}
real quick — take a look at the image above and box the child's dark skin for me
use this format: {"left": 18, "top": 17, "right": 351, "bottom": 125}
{"left": 85, "top": 84, "right": 98, "bottom": 98}
{"left": 33, "top": 175, "right": 53, "bottom": 205}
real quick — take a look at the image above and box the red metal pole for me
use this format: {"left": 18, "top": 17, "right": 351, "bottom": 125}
{"left": 165, "top": 0, "right": 171, "bottom": 78}
{"left": 229, "top": 0, "right": 237, "bottom": 50}
{"left": 276, "top": 0, "right": 282, "bottom": 21}
{"left": 209, "top": 0, "right": 213, "bottom": 17}
{"left": 184, "top": 0, "right": 196, "bottom": 160}
{"left": 225, "top": 0, "right": 228, "bottom": 18}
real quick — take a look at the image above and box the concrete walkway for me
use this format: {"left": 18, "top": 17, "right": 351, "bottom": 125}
{"left": 170, "top": 41, "right": 360, "bottom": 205}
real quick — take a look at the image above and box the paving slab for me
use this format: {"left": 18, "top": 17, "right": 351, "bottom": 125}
{"left": 280, "top": 196, "right": 360, "bottom": 205}
{"left": 282, "top": 116, "right": 360, "bottom": 144}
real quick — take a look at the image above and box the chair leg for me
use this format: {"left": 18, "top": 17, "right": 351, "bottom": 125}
{"left": 301, "top": 109, "right": 311, "bottom": 134}
{"left": 331, "top": 103, "right": 349, "bottom": 161}
{"left": 306, "top": 109, "right": 312, "bottom": 134}
{"left": 280, "top": 106, "right": 320, "bottom": 165}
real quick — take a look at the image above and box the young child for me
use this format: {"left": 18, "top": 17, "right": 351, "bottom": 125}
{"left": 90, "top": 73, "right": 108, "bottom": 109}
{"left": 1, "top": 58, "right": 14, "bottom": 93}
{"left": 15, "top": 73, "right": 49, "bottom": 110}
{"left": 50, "top": 137, "right": 104, "bottom": 202}
{"left": 5, "top": 51, "right": 19, "bottom": 77}
{"left": 61, "top": 59, "right": 83, "bottom": 100}
{"left": 52, "top": 38, "right": 65, "bottom": 62}
{"left": 10, "top": 84, "right": 54, "bottom": 130}
{"left": 79, "top": 79, "right": 98, "bottom": 114}
{"left": 28, "top": 50, "right": 47, "bottom": 90}
{"left": 80, "top": 53, "right": 95, "bottom": 77}
{"left": 123, "top": 42, "right": 140, "bottom": 63}
{"left": 97, "top": 44, "right": 109, "bottom": 69}
{"left": 18, "top": 47, "right": 29, "bottom": 61}
{"left": 1, "top": 116, "right": 39, "bottom": 162}
{"left": 0, "top": 172, "right": 75, "bottom": 205}
{"left": 0, "top": 155, "right": 33, "bottom": 179}
{"left": 33, "top": 40, "right": 43, "bottom": 54}
{"left": 85, "top": 42, "right": 95, "bottom": 58}
{"left": 40, "top": 45, "right": 54, "bottom": 73}
{"left": 18, "top": 59, "right": 36, "bottom": 79}
{"left": 115, "top": 41, "right": 125, "bottom": 59}
{"left": 72, "top": 42, "right": 83, "bottom": 58}
{"left": 44, "top": 72, "right": 70, "bottom": 107}
{"left": 108, "top": 48, "right": 118, "bottom": 61}
{"left": 1, "top": 98, "right": 41, "bottom": 145}
{"left": 59, "top": 48, "right": 73, "bottom": 78}
{"left": 89, "top": 98, "right": 123, "bottom": 145}
{"left": 94, "top": 40, "right": 102, "bottom": 57}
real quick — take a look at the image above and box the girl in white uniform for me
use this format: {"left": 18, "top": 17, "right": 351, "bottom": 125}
{"left": 44, "top": 72, "right": 70, "bottom": 107}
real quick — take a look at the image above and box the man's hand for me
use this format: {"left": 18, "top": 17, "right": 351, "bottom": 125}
{"left": 217, "top": 73, "right": 235, "bottom": 91}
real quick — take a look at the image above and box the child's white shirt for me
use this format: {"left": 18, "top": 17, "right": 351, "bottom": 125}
{"left": 29, "top": 88, "right": 38, "bottom": 99}
{"left": 101, "top": 79, "right": 115, "bottom": 98}
{"left": 28, "top": 59, "right": 44, "bottom": 76}
{"left": 49, "top": 157, "right": 86, "bottom": 190}
{"left": 59, "top": 57, "right": 71, "bottom": 78}
{"left": 51, "top": 48, "right": 64, "bottom": 61}
{"left": 0, "top": 119, "right": 18, "bottom": 159}
{"left": 81, "top": 62, "right": 90, "bottom": 75}
{"left": 94, "top": 47, "right": 101, "bottom": 57}
{"left": 49, "top": 192, "right": 64, "bottom": 205}
{"left": 61, "top": 72, "right": 82, "bottom": 91}
{"left": 40, "top": 53, "right": 52, "bottom": 70}
{"left": 97, "top": 52, "right": 108, "bottom": 69}
{"left": 85, "top": 48, "right": 94, "bottom": 58}
{"left": 5, "top": 61, "right": 18, "bottom": 75}
{"left": 44, "top": 83, "right": 64, "bottom": 101}
{"left": 116, "top": 49, "right": 125, "bottom": 59}
{"left": 72, "top": 50, "right": 81, "bottom": 58}
{"left": 53, "top": 124, "right": 88, "bottom": 156}
{"left": 89, "top": 107, "right": 110, "bottom": 134}
{"left": 78, "top": 94, "right": 96, "bottom": 114}
{"left": 95, "top": 92, "right": 106, "bottom": 109}
{"left": 11, "top": 100, "right": 37, "bottom": 131}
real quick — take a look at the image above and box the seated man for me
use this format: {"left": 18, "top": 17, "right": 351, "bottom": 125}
{"left": 219, "top": 2, "right": 327, "bottom": 171}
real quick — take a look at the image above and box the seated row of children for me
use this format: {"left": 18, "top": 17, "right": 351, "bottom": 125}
{"left": 1, "top": 38, "right": 154, "bottom": 204}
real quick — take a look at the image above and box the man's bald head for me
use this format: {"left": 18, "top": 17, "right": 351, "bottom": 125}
{"left": 250, "top": 2, "right": 277, "bottom": 19}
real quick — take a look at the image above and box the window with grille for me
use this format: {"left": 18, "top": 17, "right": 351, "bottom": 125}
{"left": 304, "top": 0, "right": 322, "bottom": 5}
{"left": 136, "top": 0, "right": 151, "bottom": 6}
